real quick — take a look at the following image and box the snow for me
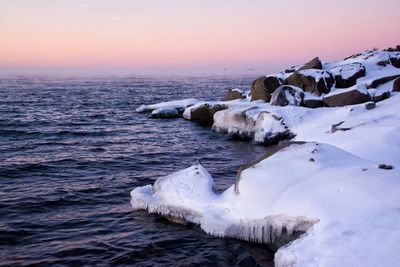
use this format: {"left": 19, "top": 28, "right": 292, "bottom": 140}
{"left": 150, "top": 107, "right": 179, "bottom": 118}
{"left": 132, "top": 49, "right": 400, "bottom": 267}
{"left": 136, "top": 98, "right": 199, "bottom": 113}
{"left": 329, "top": 62, "right": 364, "bottom": 79}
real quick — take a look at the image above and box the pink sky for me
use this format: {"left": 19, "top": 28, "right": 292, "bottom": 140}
{"left": 1, "top": 0, "right": 399, "bottom": 75}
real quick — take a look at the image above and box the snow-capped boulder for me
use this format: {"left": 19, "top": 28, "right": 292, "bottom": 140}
{"left": 270, "top": 85, "right": 304, "bottom": 106}
{"left": 393, "top": 78, "right": 400, "bottom": 91}
{"left": 150, "top": 107, "right": 179, "bottom": 118}
{"left": 251, "top": 75, "right": 283, "bottom": 102}
{"left": 285, "top": 70, "right": 335, "bottom": 96}
{"left": 323, "top": 84, "right": 371, "bottom": 107}
{"left": 329, "top": 62, "right": 366, "bottom": 88}
{"left": 184, "top": 103, "right": 227, "bottom": 125}
{"left": 223, "top": 88, "right": 245, "bottom": 101}
{"left": 299, "top": 57, "right": 323, "bottom": 70}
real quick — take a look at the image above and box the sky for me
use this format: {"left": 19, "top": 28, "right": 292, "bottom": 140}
{"left": 0, "top": 0, "right": 399, "bottom": 75}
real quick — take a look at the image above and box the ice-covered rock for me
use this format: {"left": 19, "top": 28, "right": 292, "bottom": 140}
{"left": 136, "top": 98, "right": 199, "bottom": 113}
{"left": 212, "top": 107, "right": 294, "bottom": 144}
{"left": 150, "top": 107, "right": 179, "bottom": 118}
{"left": 270, "top": 85, "right": 304, "bottom": 107}
{"left": 131, "top": 142, "right": 400, "bottom": 267}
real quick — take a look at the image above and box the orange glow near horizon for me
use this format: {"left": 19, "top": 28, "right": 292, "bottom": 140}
{"left": 1, "top": 0, "right": 400, "bottom": 74}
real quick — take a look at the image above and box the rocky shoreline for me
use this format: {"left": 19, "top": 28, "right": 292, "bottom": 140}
{"left": 132, "top": 46, "right": 400, "bottom": 267}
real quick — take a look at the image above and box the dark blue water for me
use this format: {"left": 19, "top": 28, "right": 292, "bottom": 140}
{"left": 0, "top": 75, "right": 273, "bottom": 266}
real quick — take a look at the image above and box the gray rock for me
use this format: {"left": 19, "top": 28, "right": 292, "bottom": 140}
{"left": 365, "top": 102, "right": 376, "bottom": 110}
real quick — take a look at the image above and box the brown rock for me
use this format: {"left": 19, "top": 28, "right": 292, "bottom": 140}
{"left": 373, "top": 91, "right": 391, "bottom": 102}
{"left": 285, "top": 70, "right": 334, "bottom": 96}
{"left": 393, "top": 78, "right": 400, "bottom": 92}
{"left": 323, "top": 88, "right": 371, "bottom": 107}
{"left": 368, "top": 75, "right": 400, "bottom": 89}
{"left": 251, "top": 76, "right": 282, "bottom": 102}
{"left": 330, "top": 63, "right": 366, "bottom": 88}
{"left": 303, "top": 99, "right": 325, "bottom": 108}
{"left": 224, "top": 89, "right": 245, "bottom": 101}
{"left": 299, "top": 57, "right": 323, "bottom": 70}
{"left": 189, "top": 104, "right": 227, "bottom": 126}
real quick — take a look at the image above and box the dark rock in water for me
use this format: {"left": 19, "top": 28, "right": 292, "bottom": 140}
{"left": 285, "top": 70, "right": 334, "bottom": 96}
{"left": 365, "top": 102, "right": 376, "bottom": 110}
{"left": 150, "top": 108, "right": 180, "bottom": 118}
{"left": 323, "top": 88, "right": 371, "bottom": 107}
{"left": 393, "top": 78, "right": 400, "bottom": 92}
{"left": 373, "top": 91, "right": 391, "bottom": 103}
{"left": 251, "top": 76, "right": 282, "bottom": 102}
{"left": 367, "top": 75, "right": 400, "bottom": 89}
{"left": 303, "top": 98, "right": 324, "bottom": 108}
{"left": 189, "top": 104, "right": 227, "bottom": 126}
{"left": 330, "top": 63, "right": 366, "bottom": 88}
{"left": 331, "top": 121, "right": 352, "bottom": 133}
{"left": 378, "top": 164, "right": 393, "bottom": 170}
{"left": 224, "top": 89, "right": 245, "bottom": 101}
{"left": 299, "top": 57, "right": 323, "bottom": 70}
{"left": 270, "top": 85, "right": 304, "bottom": 106}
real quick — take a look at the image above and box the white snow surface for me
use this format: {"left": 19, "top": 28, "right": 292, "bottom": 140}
{"left": 132, "top": 50, "right": 400, "bottom": 267}
{"left": 136, "top": 98, "right": 199, "bottom": 113}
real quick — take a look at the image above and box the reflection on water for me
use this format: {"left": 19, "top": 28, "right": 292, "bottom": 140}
{"left": 0, "top": 75, "right": 274, "bottom": 266}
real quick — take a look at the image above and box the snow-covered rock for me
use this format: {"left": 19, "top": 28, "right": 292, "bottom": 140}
{"left": 270, "top": 85, "right": 304, "bottom": 106}
{"left": 251, "top": 75, "right": 283, "bottom": 102}
{"left": 150, "top": 107, "right": 179, "bottom": 118}
{"left": 329, "top": 62, "right": 366, "bottom": 88}
{"left": 285, "top": 69, "right": 335, "bottom": 96}
{"left": 136, "top": 98, "right": 199, "bottom": 113}
{"left": 323, "top": 84, "right": 371, "bottom": 107}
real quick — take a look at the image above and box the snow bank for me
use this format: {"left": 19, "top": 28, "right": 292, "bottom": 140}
{"left": 131, "top": 142, "right": 400, "bottom": 267}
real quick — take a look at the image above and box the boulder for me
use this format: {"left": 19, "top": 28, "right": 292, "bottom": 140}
{"left": 299, "top": 57, "right": 323, "bottom": 70}
{"left": 285, "top": 70, "right": 335, "bottom": 96}
{"left": 251, "top": 76, "right": 282, "bottom": 102}
{"left": 189, "top": 104, "right": 227, "bottom": 126}
{"left": 330, "top": 63, "right": 366, "bottom": 88}
{"left": 270, "top": 85, "right": 304, "bottom": 106}
{"left": 390, "top": 56, "right": 400, "bottom": 68}
{"left": 393, "top": 78, "right": 400, "bottom": 92}
{"left": 323, "top": 86, "right": 371, "bottom": 107}
{"left": 367, "top": 75, "right": 400, "bottom": 89}
{"left": 224, "top": 89, "right": 245, "bottom": 101}
{"left": 303, "top": 98, "right": 325, "bottom": 108}
{"left": 373, "top": 91, "right": 391, "bottom": 102}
